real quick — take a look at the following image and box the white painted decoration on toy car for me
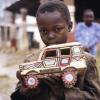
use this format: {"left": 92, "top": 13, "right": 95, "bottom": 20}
{"left": 28, "top": 77, "right": 36, "bottom": 85}
{"left": 64, "top": 73, "right": 74, "bottom": 82}
{"left": 25, "top": 75, "right": 39, "bottom": 88}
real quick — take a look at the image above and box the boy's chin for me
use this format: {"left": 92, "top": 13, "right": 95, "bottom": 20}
{"left": 46, "top": 43, "right": 57, "bottom": 46}
{"left": 47, "top": 42, "right": 63, "bottom": 46}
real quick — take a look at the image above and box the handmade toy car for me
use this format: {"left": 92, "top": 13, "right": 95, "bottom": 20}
{"left": 19, "top": 42, "right": 87, "bottom": 88}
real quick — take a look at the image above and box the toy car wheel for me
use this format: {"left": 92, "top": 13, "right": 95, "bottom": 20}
{"left": 24, "top": 72, "right": 39, "bottom": 88}
{"left": 62, "top": 67, "right": 77, "bottom": 88}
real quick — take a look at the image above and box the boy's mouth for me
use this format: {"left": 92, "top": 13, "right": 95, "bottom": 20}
{"left": 47, "top": 42, "right": 57, "bottom": 46}
{"left": 47, "top": 41, "right": 62, "bottom": 46}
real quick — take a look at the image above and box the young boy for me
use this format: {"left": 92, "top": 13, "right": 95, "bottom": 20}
{"left": 11, "top": 1, "right": 100, "bottom": 100}
{"left": 75, "top": 9, "right": 100, "bottom": 56}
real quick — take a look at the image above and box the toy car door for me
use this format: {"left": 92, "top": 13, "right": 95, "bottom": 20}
{"left": 42, "top": 49, "right": 58, "bottom": 68}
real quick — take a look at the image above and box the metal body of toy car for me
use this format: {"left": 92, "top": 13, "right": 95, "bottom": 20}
{"left": 19, "top": 42, "right": 87, "bottom": 88}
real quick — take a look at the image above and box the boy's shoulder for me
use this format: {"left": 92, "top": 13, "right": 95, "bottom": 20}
{"left": 92, "top": 22, "right": 100, "bottom": 25}
{"left": 92, "top": 22, "right": 100, "bottom": 28}
{"left": 84, "top": 52, "right": 96, "bottom": 64}
{"left": 77, "top": 22, "right": 84, "bottom": 26}
{"left": 76, "top": 22, "right": 86, "bottom": 28}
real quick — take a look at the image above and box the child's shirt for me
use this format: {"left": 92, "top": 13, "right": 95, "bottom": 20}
{"left": 75, "top": 22, "right": 100, "bottom": 56}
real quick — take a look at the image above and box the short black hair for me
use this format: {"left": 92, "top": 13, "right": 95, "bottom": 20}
{"left": 36, "top": 0, "right": 71, "bottom": 24}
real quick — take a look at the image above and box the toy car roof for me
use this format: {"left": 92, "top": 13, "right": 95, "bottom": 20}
{"left": 45, "top": 42, "right": 81, "bottom": 49}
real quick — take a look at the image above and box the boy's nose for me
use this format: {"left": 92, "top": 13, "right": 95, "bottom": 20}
{"left": 48, "top": 32, "right": 55, "bottom": 38}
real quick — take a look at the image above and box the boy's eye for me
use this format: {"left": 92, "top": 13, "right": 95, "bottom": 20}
{"left": 40, "top": 28, "right": 48, "bottom": 34}
{"left": 54, "top": 27, "right": 63, "bottom": 33}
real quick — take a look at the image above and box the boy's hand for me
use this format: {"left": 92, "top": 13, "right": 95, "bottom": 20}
{"left": 19, "top": 83, "right": 40, "bottom": 96}
{"left": 83, "top": 46, "right": 90, "bottom": 52}
{"left": 16, "top": 70, "right": 22, "bottom": 80}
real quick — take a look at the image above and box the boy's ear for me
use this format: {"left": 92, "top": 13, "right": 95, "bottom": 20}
{"left": 68, "top": 21, "right": 73, "bottom": 32}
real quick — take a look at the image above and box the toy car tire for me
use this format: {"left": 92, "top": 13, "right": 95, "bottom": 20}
{"left": 62, "top": 67, "right": 77, "bottom": 88}
{"left": 24, "top": 71, "right": 39, "bottom": 88}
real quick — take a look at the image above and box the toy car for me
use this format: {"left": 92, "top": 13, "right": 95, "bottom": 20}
{"left": 19, "top": 42, "right": 87, "bottom": 88}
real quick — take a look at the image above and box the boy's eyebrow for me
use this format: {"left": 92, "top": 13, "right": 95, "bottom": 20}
{"left": 39, "top": 24, "right": 65, "bottom": 29}
{"left": 54, "top": 23, "right": 66, "bottom": 26}
{"left": 38, "top": 26, "right": 46, "bottom": 28}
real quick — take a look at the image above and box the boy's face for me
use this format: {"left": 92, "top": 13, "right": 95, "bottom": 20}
{"left": 37, "top": 11, "right": 71, "bottom": 46}
{"left": 83, "top": 11, "right": 94, "bottom": 26}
